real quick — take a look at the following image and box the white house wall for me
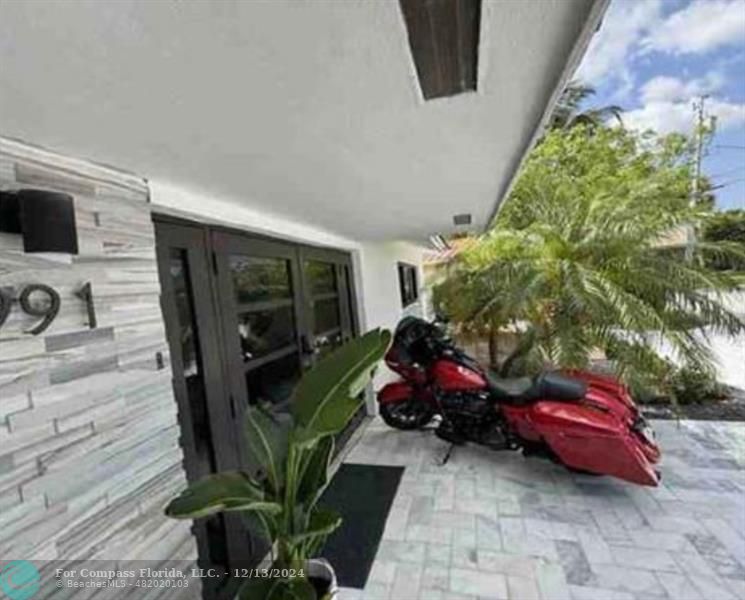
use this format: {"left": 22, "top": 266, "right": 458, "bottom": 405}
{"left": 651, "top": 291, "right": 745, "bottom": 390}
{"left": 358, "top": 240, "right": 428, "bottom": 395}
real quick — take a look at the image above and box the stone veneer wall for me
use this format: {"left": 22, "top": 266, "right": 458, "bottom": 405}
{"left": 0, "top": 137, "right": 198, "bottom": 591}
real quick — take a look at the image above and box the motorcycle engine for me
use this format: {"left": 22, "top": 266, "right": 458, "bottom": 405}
{"left": 439, "top": 391, "right": 509, "bottom": 449}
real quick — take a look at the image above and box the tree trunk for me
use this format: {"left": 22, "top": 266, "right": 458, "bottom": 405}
{"left": 488, "top": 327, "right": 499, "bottom": 371}
{"left": 500, "top": 326, "right": 538, "bottom": 377}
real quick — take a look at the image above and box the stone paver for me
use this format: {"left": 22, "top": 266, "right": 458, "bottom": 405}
{"left": 338, "top": 418, "right": 745, "bottom": 600}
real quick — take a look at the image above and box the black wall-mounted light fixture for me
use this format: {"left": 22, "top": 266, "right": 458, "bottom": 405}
{"left": 0, "top": 189, "right": 79, "bottom": 254}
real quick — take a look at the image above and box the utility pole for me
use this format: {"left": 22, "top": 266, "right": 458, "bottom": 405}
{"left": 685, "top": 95, "right": 707, "bottom": 261}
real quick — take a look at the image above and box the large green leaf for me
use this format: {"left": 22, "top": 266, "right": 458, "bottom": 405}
{"left": 291, "top": 329, "right": 390, "bottom": 438}
{"left": 244, "top": 404, "right": 293, "bottom": 494}
{"left": 165, "top": 472, "right": 281, "bottom": 519}
{"left": 292, "top": 396, "right": 359, "bottom": 449}
{"left": 289, "top": 507, "right": 342, "bottom": 545}
{"left": 296, "top": 437, "right": 333, "bottom": 507}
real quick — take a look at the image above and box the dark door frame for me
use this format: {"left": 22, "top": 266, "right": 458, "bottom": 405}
{"left": 152, "top": 213, "right": 363, "bottom": 584}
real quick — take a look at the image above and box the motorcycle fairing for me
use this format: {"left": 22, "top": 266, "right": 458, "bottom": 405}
{"left": 431, "top": 358, "right": 488, "bottom": 391}
{"left": 502, "top": 382, "right": 660, "bottom": 486}
{"left": 378, "top": 380, "right": 415, "bottom": 405}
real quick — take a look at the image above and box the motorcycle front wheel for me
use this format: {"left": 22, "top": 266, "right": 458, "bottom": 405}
{"left": 379, "top": 399, "right": 435, "bottom": 430}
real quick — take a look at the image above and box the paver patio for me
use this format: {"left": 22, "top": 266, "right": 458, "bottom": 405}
{"left": 338, "top": 418, "right": 745, "bottom": 600}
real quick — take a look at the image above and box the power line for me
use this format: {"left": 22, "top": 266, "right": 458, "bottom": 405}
{"left": 713, "top": 144, "right": 745, "bottom": 150}
{"left": 710, "top": 177, "right": 745, "bottom": 190}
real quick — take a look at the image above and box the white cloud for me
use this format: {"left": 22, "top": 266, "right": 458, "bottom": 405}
{"left": 642, "top": 0, "right": 745, "bottom": 54}
{"left": 623, "top": 97, "right": 745, "bottom": 135}
{"left": 576, "top": 0, "right": 662, "bottom": 88}
{"left": 640, "top": 72, "right": 725, "bottom": 103}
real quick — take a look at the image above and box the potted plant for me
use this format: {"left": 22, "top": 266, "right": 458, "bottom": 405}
{"left": 165, "top": 329, "right": 391, "bottom": 599}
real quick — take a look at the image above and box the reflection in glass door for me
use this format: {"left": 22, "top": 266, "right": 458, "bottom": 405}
{"left": 301, "top": 250, "right": 356, "bottom": 359}
{"left": 229, "top": 253, "right": 302, "bottom": 411}
{"left": 212, "top": 233, "right": 357, "bottom": 425}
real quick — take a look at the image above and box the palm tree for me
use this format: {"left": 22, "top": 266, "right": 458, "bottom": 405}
{"left": 436, "top": 197, "right": 744, "bottom": 390}
{"left": 549, "top": 81, "right": 623, "bottom": 130}
{"left": 434, "top": 126, "right": 744, "bottom": 392}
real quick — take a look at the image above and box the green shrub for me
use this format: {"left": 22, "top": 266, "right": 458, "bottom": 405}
{"left": 668, "top": 364, "right": 728, "bottom": 405}
{"left": 629, "top": 360, "right": 728, "bottom": 406}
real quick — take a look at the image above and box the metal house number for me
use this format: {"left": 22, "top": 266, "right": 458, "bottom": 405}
{"left": 0, "top": 282, "right": 96, "bottom": 335}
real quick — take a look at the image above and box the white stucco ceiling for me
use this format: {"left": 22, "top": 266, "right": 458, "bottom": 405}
{"left": 0, "top": 0, "right": 604, "bottom": 242}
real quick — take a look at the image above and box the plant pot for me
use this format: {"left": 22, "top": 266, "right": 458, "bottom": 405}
{"left": 306, "top": 558, "right": 338, "bottom": 599}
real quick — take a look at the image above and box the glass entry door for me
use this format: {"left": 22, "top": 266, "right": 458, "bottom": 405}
{"left": 211, "top": 232, "right": 357, "bottom": 429}
{"left": 156, "top": 219, "right": 359, "bottom": 592}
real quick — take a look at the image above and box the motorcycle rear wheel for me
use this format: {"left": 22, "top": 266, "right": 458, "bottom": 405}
{"left": 379, "top": 399, "right": 434, "bottom": 430}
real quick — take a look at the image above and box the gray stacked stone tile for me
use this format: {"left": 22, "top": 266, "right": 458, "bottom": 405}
{"left": 0, "top": 137, "right": 197, "bottom": 597}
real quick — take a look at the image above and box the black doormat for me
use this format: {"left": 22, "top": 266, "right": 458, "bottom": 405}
{"left": 319, "top": 463, "right": 404, "bottom": 589}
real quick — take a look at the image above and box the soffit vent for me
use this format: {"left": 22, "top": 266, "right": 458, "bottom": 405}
{"left": 400, "top": 0, "right": 482, "bottom": 100}
{"left": 453, "top": 213, "right": 472, "bottom": 226}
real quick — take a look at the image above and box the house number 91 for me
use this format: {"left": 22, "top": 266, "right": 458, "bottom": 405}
{"left": 0, "top": 282, "right": 96, "bottom": 335}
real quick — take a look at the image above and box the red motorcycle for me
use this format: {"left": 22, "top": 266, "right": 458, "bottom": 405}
{"left": 377, "top": 317, "right": 661, "bottom": 486}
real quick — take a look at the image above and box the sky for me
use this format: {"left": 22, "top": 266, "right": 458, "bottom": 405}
{"left": 574, "top": 0, "right": 745, "bottom": 210}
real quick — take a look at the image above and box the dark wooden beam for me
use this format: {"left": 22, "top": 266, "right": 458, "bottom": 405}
{"left": 400, "top": 0, "right": 481, "bottom": 100}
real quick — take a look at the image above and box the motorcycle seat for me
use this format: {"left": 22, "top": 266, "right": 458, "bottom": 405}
{"left": 486, "top": 375, "right": 535, "bottom": 402}
{"left": 487, "top": 371, "right": 587, "bottom": 406}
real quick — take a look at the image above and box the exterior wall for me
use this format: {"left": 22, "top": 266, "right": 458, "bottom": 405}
{"left": 0, "top": 139, "right": 197, "bottom": 586}
{"left": 709, "top": 332, "right": 745, "bottom": 389}
{"left": 357, "top": 241, "right": 428, "bottom": 395}
{"left": 0, "top": 143, "right": 427, "bottom": 581}
{"left": 358, "top": 241, "right": 428, "bottom": 330}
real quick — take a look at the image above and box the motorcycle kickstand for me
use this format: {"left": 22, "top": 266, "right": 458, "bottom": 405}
{"left": 439, "top": 443, "right": 456, "bottom": 466}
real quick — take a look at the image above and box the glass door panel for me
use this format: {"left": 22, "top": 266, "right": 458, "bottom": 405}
{"left": 230, "top": 255, "right": 293, "bottom": 303}
{"left": 236, "top": 304, "right": 296, "bottom": 362}
{"left": 229, "top": 252, "right": 302, "bottom": 412}
{"left": 304, "top": 259, "right": 346, "bottom": 358}
{"left": 212, "top": 234, "right": 306, "bottom": 426}
{"left": 305, "top": 259, "right": 343, "bottom": 357}
{"left": 245, "top": 352, "right": 301, "bottom": 408}
{"left": 168, "top": 248, "right": 218, "bottom": 474}
{"left": 213, "top": 234, "right": 361, "bottom": 460}
{"left": 300, "top": 250, "right": 363, "bottom": 452}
